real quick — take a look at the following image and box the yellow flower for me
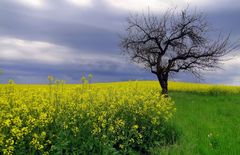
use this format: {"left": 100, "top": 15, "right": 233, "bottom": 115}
{"left": 4, "top": 119, "right": 11, "bottom": 127}
{"left": 119, "top": 144, "right": 124, "bottom": 149}
{"left": 132, "top": 125, "right": 139, "bottom": 130}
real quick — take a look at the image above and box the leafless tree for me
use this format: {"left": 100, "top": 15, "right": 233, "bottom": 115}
{"left": 120, "top": 7, "right": 239, "bottom": 95}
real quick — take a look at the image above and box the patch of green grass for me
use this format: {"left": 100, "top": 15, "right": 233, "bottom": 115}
{"left": 151, "top": 92, "right": 240, "bottom": 155}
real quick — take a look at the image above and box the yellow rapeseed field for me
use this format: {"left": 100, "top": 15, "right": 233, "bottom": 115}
{"left": 1, "top": 79, "right": 239, "bottom": 154}
{"left": 0, "top": 80, "right": 176, "bottom": 154}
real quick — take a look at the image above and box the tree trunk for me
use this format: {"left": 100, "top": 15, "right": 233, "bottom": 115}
{"left": 157, "top": 73, "right": 168, "bottom": 95}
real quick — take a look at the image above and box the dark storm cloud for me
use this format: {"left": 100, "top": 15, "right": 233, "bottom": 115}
{"left": 0, "top": 59, "right": 152, "bottom": 83}
{"left": 0, "top": 0, "right": 125, "bottom": 53}
{"left": 0, "top": 0, "right": 240, "bottom": 84}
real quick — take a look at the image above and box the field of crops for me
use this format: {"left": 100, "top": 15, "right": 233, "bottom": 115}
{"left": 0, "top": 80, "right": 177, "bottom": 154}
{"left": 0, "top": 80, "right": 240, "bottom": 154}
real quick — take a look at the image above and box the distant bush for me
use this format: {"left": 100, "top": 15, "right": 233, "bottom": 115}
{"left": 0, "top": 81, "right": 178, "bottom": 154}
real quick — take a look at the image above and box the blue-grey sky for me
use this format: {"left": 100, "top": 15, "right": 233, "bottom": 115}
{"left": 0, "top": 0, "right": 240, "bottom": 84}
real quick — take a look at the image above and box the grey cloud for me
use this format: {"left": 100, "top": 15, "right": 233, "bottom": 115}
{"left": 0, "top": 0, "right": 240, "bottom": 84}
{"left": 0, "top": 59, "right": 153, "bottom": 83}
{"left": 0, "top": 0, "right": 124, "bottom": 53}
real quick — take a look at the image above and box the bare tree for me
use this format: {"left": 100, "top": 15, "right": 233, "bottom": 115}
{"left": 120, "top": 8, "right": 238, "bottom": 95}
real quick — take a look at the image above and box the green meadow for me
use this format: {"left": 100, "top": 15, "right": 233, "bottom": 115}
{"left": 154, "top": 82, "right": 240, "bottom": 155}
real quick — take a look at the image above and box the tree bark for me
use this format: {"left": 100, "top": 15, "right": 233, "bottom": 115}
{"left": 157, "top": 73, "right": 168, "bottom": 95}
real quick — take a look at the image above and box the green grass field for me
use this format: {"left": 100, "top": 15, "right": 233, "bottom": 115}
{"left": 153, "top": 90, "right": 240, "bottom": 155}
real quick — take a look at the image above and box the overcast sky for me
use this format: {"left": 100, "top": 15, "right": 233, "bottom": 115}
{"left": 0, "top": 0, "right": 240, "bottom": 84}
